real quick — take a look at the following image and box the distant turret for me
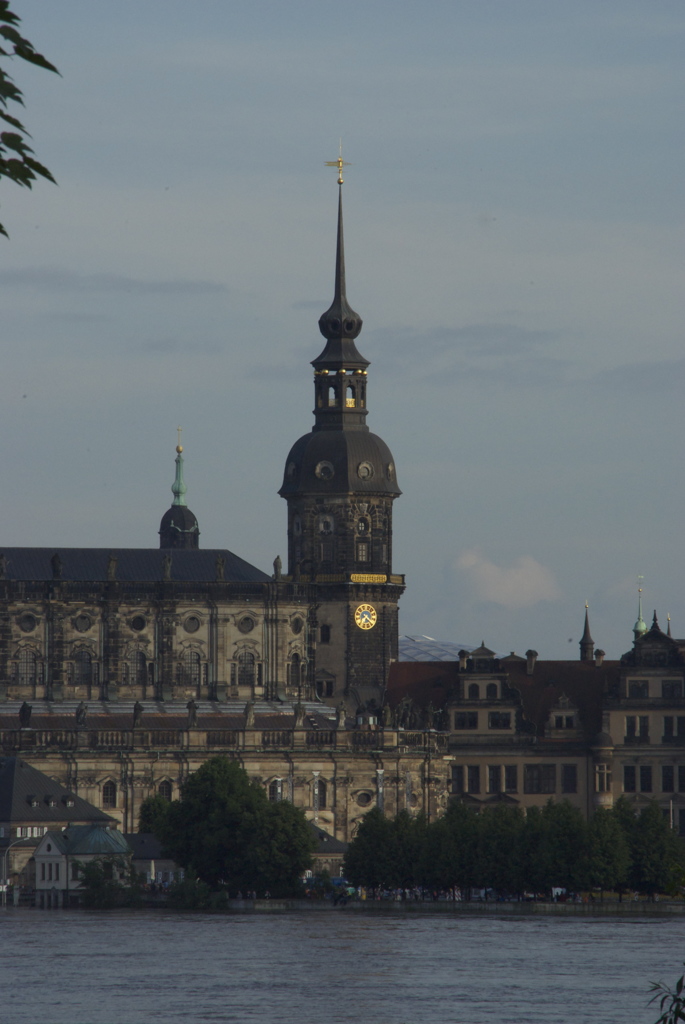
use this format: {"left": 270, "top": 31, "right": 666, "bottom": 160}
{"left": 159, "top": 434, "right": 199, "bottom": 549}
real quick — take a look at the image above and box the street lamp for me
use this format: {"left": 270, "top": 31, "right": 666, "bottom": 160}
{"left": 2, "top": 837, "right": 27, "bottom": 908}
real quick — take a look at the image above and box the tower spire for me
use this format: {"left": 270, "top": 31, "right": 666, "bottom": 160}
{"left": 579, "top": 602, "right": 594, "bottom": 662}
{"left": 633, "top": 579, "right": 647, "bottom": 640}
{"left": 172, "top": 427, "right": 187, "bottom": 507}
{"left": 159, "top": 432, "right": 199, "bottom": 549}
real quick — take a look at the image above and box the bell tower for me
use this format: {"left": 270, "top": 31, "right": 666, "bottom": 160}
{"left": 279, "top": 170, "right": 404, "bottom": 706}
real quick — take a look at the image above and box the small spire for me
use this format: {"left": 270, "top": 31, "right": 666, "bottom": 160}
{"left": 633, "top": 583, "right": 647, "bottom": 640}
{"left": 667, "top": 613, "right": 672, "bottom": 637}
{"left": 580, "top": 602, "right": 594, "bottom": 662}
{"left": 652, "top": 610, "right": 659, "bottom": 629}
{"left": 172, "top": 428, "right": 187, "bottom": 507}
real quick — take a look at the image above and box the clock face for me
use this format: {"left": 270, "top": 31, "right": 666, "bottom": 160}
{"left": 354, "top": 603, "right": 377, "bottom": 630}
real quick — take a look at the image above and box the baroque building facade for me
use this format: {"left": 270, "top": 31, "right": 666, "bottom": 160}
{"left": 1, "top": 185, "right": 684, "bottom": 850}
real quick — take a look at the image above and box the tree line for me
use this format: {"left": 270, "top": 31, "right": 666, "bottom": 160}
{"left": 344, "top": 799, "right": 685, "bottom": 899}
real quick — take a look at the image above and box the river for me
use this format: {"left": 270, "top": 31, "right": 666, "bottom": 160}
{"left": 1, "top": 908, "right": 678, "bottom": 1023}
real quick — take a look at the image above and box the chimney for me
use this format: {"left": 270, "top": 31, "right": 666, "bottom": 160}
{"left": 526, "top": 649, "right": 538, "bottom": 675}
{"left": 594, "top": 649, "right": 605, "bottom": 668}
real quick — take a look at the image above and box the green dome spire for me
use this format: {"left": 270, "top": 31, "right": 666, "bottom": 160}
{"left": 633, "top": 586, "right": 647, "bottom": 640}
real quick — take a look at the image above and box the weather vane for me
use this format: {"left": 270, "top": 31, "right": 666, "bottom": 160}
{"left": 325, "top": 140, "right": 350, "bottom": 184}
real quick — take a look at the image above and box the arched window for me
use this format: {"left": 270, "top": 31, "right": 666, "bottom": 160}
{"left": 346, "top": 384, "right": 355, "bottom": 408}
{"left": 468, "top": 683, "right": 479, "bottom": 700}
{"left": 238, "top": 650, "right": 256, "bottom": 690}
{"left": 102, "top": 781, "right": 116, "bottom": 809}
{"left": 314, "top": 778, "right": 327, "bottom": 810}
{"left": 18, "top": 649, "right": 37, "bottom": 687}
{"left": 268, "top": 779, "right": 282, "bottom": 802}
{"left": 158, "top": 780, "right": 172, "bottom": 801}
{"left": 74, "top": 650, "right": 93, "bottom": 688}
{"left": 130, "top": 651, "right": 146, "bottom": 687}
{"left": 328, "top": 385, "right": 337, "bottom": 407}
{"left": 182, "top": 650, "right": 201, "bottom": 689}
{"left": 486, "top": 683, "right": 498, "bottom": 700}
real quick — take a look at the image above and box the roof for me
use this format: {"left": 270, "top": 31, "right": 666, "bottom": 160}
{"left": 308, "top": 822, "right": 348, "bottom": 855}
{"left": 387, "top": 658, "right": 620, "bottom": 738}
{"left": 41, "top": 824, "right": 131, "bottom": 857}
{"left": 0, "top": 548, "right": 270, "bottom": 583}
{"left": 124, "top": 832, "right": 173, "bottom": 862}
{"left": 0, "top": 757, "right": 113, "bottom": 825}
{"left": 399, "top": 636, "right": 493, "bottom": 662}
{"left": 0, "top": 700, "right": 337, "bottom": 733}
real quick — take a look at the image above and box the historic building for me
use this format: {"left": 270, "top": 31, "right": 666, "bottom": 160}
{"left": 1, "top": 182, "right": 684, "bottom": 856}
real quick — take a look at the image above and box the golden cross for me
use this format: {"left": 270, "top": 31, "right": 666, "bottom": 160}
{"left": 176, "top": 425, "right": 183, "bottom": 453}
{"left": 325, "top": 141, "right": 351, "bottom": 184}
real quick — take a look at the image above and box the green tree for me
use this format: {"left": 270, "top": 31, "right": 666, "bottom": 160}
{"left": 0, "top": 1, "right": 58, "bottom": 236}
{"left": 422, "top": 803, "right": 481, "bottom": 895}
{"left": 587, "top": 807, "right": 630, "bottom": 898}
{"left": 478, "top": 804, "right": 525, "bottom": 896}
{"left": 520, "top": 805, "right": 552, "bottom": 895}
{"left": 632, "top": 802, "right": 685, "bottom": 898}
{"left": 390, "top": 810, "right": 428, "bottom": 891}
{"left": 75, "top": 855, "right": 143, "bottom": 909}
{"left": 157, "top": 757, "right": 316, "bottom": 896}
{"left": 138, "top": 794, "right": 172, "bottom": 835}
{"left": 344, "top": 807, "right": 395, "bottom": 890}
{"left": 542, "top": 800, "right": 589, "bottom": 892}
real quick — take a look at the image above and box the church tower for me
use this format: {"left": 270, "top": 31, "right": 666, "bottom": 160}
{"left": 279, "top": 175, "right": 404, "bottom": 706}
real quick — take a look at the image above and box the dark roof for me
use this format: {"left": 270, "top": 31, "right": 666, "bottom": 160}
{"left": 124, "top": 832, "right": 169, "bottom": 861}
{"left": 0, "top": 548, "right": 270, "bottom": 583}
{"left": 279, "top": 429, "right": 400, "bottom": 498}
{"left": 0, "top": 757, "right": 113, "bottom": 824}
{"left": 387, "top": 658, "right": 619, "bottom": 738}
{"left": 0, "top": 701, "right": 337, "bottom": 733}
{"left": 308, "top": 822, "right": 348, "bottom": 855}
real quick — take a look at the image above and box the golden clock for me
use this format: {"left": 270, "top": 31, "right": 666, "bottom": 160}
{"left": 354, "top": 603, "right": 377, "bottom": 630}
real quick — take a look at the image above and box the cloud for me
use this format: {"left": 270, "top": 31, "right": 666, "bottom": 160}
{"left": 457, "top": 548, "right": 561, "bottom": 608}
{"left": 0, "top": 267, "right": 226, "bottom": 295}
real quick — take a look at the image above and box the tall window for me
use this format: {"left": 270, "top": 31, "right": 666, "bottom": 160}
{"left": 237, "top": 650, "right": 256, "bottom": 690}
{"left": 488, "top": 765, "right": 501, "bottom": 794}
{"left": 74, "top": 650, "right": 93, "bottom": 688}
{"left": 467, "top": 684, "right": 479, "bottom": 699}
{"left": 268, "top": 779, "right": 282, "bottom": 802}
{"left": 467, "top": 765, "right": 480, "bottom": 794}
{"left": 595, "top": 764, "right": 611, "bottom": 792}
{"left": 662, "top": 765, "right": 675, "bottom": 793}
{"left": 623, "top": 765, "right": 636, "bottom": 793}
{"left": 561, "top": 765, "right": 578, "bottom": 794}
{"left": 130, "top": 651, "right": 146, "bottom": 687}
{"left": 452, "top": 765, "right": 464, "bottom": 794}
{"left": 182, "top": 650, "right": 201, "bottom": 689}
{"left": 356, "top": 542, "right": 370, "bottom": 563}
{"left": 289, "top": 654, "right": 302, "bottom": 689}
{"left": 18, "top": 649, "right": 37, "bottom": 687}
{"left": 639, "top": 765, "right": 653, "bottom": 793}
{"left": 504, "top": 765, "right": 518, "bottom": 793}
{"left": 102, "top": 781, "right": 116, "bottom": 809}
{"left": 158, "top": 780, "right": 172, "bottom": 801}
{"left": 314, "top": 778, "right": 327, "bottom": 810}
{"left": 486, "top": 683, "right": 498, "bottom": 700}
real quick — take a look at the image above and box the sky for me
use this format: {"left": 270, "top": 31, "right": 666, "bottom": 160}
{"left": 1, "top": 0, "right": 683, "bottom": 660}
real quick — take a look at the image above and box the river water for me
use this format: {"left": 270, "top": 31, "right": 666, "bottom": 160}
{"left": 1, "top": 908, "right": 679, "bottom": 1024}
